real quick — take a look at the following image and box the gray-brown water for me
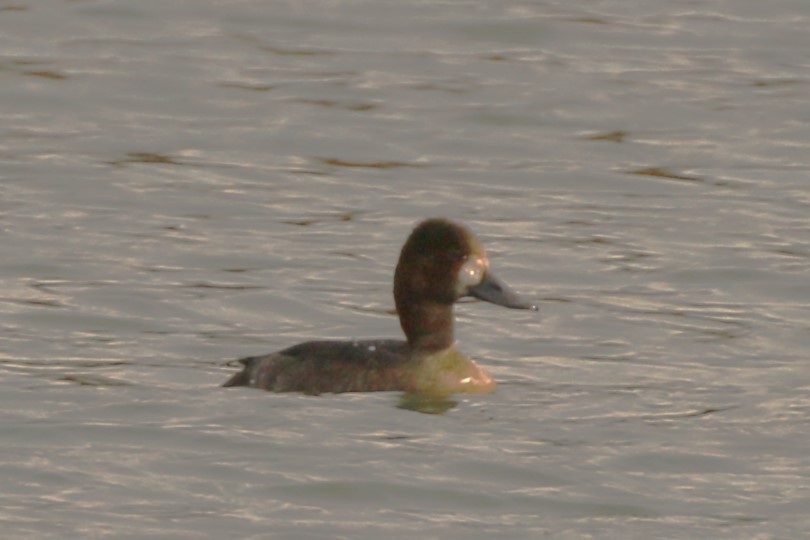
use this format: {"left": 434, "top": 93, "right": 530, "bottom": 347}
{"left": 2, "top": 1, "right": 809, "bottom": 538}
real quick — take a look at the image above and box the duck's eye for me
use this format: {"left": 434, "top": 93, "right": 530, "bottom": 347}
{"left": 458, "top": 257, "right": 485, "bottom": 288}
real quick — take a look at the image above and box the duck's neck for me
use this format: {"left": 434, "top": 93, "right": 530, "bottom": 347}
{"left": 398, "top": 300, "right": 455, "bottom": 352}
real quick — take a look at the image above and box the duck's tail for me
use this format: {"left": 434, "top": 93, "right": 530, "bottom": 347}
{"left": 222, "top": 357, "right": 254, "bottom": 387}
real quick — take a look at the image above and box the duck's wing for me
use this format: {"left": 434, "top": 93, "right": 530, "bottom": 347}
{"left": 222, "top": 339, "right": 411, "bottom": 394}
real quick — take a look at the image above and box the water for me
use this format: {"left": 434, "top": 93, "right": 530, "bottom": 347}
{"left": 2, "top": 0, "right": 809, "bottom": 538}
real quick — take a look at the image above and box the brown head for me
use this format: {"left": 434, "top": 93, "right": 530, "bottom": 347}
{"left": 393, "top": 218, "right": 536, "bottom": 351}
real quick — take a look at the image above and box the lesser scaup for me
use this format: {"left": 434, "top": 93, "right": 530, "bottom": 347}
{"left": 223, "top": 218, "right": 536, "bottom": 395}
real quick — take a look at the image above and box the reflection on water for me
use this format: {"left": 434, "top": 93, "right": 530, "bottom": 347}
{"left": 397, "top": 393, "right": 458, "bottom": 415}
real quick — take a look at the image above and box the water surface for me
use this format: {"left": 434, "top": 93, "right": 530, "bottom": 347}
{"left": 1, "top": 1, "right": 809, "bottom": 538}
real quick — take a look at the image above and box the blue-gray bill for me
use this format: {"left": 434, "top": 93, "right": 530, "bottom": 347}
{"left": 468, "top": 271, "right": 538, "bottom": 311}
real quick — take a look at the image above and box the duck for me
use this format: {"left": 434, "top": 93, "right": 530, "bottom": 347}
{"left": 223, "top": 218, "right": 537, "bottom": 396}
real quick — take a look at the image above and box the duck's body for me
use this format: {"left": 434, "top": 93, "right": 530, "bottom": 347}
{"left": 223, "top": 218, "right": 535, "bottom": 396}
{"left": 223, "top": 340, "right": 495, "bottom": 395}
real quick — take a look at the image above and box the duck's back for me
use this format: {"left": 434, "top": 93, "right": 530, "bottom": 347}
{"left": 223, "top": 339, "right": 411, "bottom": 394}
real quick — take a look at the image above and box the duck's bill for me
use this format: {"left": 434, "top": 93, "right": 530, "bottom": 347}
{"left": 469, "top": 272, "right": 538, "bottom": 311}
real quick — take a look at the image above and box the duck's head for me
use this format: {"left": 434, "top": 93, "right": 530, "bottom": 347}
{"left": 394, "top": 218, "right": 536, "bottom": 349}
